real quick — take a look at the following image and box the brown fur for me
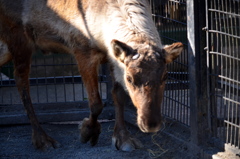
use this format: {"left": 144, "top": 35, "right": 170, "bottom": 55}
{"left": 0, "top": 0, "right": 183, "bottom": 151}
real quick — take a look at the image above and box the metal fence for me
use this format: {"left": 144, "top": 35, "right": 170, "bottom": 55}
{"left": 150, "top": 0, "right": 190, "bottom": 126}
{"left": 153, "top": 0, "right": 240, "bottom": 156}
{"left": 188, "top": 0, "right": 240, "bottom": 155}
{"left": 206, "top": 0, "right": 240, "bottom": 153}
{"left": 0, "top": 51, "right": 112, "bottom": 124}
{"left": 0, "top": 0, "right": 239, "bottom": 156}
{"left": 0, "top": 53, "right": 109, "bottom": 104}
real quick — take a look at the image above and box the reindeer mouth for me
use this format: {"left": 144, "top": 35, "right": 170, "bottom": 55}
{"left": 137, "top": 117, "right": 161, "bottom": 133}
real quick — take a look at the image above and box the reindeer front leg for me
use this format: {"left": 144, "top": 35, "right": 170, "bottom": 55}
{"left": 74, "top": 50, "right": 103, "bottom": 146}
{"left": 111, "top": 82, "right": 143, "bottom": 151}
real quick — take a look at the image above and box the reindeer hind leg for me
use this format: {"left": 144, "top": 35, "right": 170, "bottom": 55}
{"left": 10, "top": 35, "right": 60, "bottom": 150}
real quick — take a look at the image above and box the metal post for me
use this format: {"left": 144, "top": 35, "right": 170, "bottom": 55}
{"left": 187, "top": 0, "right": 209, "bottom": 147}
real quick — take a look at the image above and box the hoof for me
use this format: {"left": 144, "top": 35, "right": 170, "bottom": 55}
{"left": 79, "top": 118, "right": 101, "bottom": 146}
{"left": 112, "top": 131, "right": 143, "bottom": 152}
{"left": 32, "top": 131, "right": 60, "bottom": 151}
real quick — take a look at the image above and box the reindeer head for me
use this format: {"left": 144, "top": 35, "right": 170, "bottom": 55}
{"left": 111, "top": 39, "right": 183, "bottom": 133}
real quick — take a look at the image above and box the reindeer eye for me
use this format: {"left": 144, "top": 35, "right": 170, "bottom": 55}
{"left": 155, "top": 52, "right": 160, "bottom": 57}
{"left": 144, "top": 81, "right": 149, "bottom": 87}
{"left": 126, "top": 75, "right": 133, "bottom": 83}
{"left": 132, "top": 53, "right": 140, "bottom": 60}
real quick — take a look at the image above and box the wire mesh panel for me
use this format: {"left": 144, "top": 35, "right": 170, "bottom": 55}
{"left": 0, "top": 50, "right": 110, "bottom": 124}
{"left": 0, "top": 52, "right": 109, "bottom": 104}
{"left": 150, "top": 0, "right": 190, "bottom": 125}
{"left": 206, "top": 0, "right": 240, "bottom": 151}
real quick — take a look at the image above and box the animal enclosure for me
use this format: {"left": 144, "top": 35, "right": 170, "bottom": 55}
{"left": 205, "top": 0, "right": 240, "bottom": 154}
{"left": 0, "top": 0, "right": 239, "bottom": 157}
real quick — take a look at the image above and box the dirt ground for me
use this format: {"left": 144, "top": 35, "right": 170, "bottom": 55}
{"left": 0, "top": 119, "right": 195, "bottom": 159}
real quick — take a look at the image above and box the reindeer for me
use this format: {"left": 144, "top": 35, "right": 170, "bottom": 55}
{"left": 0, "top": 0, "right": 183, "bottom": 151}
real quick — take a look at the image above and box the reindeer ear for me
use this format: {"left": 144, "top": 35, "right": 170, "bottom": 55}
{"left": 163, "top": 42, "right": 184, "bottom": 64}
{"left": 111, "top": 39, "right": 131, "bottom": 63}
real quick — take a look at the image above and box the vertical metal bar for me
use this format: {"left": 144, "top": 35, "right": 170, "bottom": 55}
{"left": 172, "top": 0, "right": 176, "bottom": 119}
{"left": 236, "top": 1, "right": 240, "bottom": 148}
{"left": 221, "top": 0, "right": 229, "bottom": 144}
{"left": 219, "top": 0, "right": 225, "bottom": 139}
{"left": 232, "top": 0, "right": 237, "bottom": 147}
{"left": 62, "top": 56, "right": 67, "bottom": 102}
{"left": 71, "top": 57, "right": 76, "bottom": 102}
{"left": 34, "top": 54, "right": 40, "bottom": 104}
{"left": 226, "top": 0, "right": 231, "bottom": 145}
{"left": 81, "top": 83, "right": 85, "bottom": 101}
{"left": 212, "top": 0, "right": 218, "bottom": 138}
{"left": 187, "top": 0, "right": 208, "bottom": 147}
{"left": 44, "top": 54, "right": 48, "bottom": 103}
{"left": 53, "top": 54, "right": 57, "bottom": 102}
{"left": 229, "top": 0, "right": 234, "bottom": 146}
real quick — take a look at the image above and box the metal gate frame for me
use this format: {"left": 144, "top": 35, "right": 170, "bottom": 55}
{"left": 187, "top": 0, "right": 240, "bottom": 157}
{"left": 0, "top": 59, "right": 114, "bottom": 124}
{"left": 205, "top": 0, "right": 240, "bottom": 155}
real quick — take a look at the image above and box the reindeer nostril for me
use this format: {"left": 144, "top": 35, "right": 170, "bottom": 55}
{"left": 148, "top": 122, "right": 157, "bottom": 129}
{"left": 138, "top": 117, "right": 161, "bottom": 133}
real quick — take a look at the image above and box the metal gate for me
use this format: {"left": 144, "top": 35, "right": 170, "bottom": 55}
{"left": 0, "top": 52, "right": 113, "bottom": 124}
{"left": 188, "top": 0, "right": 240, "bottom": 156}
{"left": 205, "top": 0, "right": 240, "bottom": 154}
{"left": 150, "top": 0, "right": 190, "bottom": 126}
